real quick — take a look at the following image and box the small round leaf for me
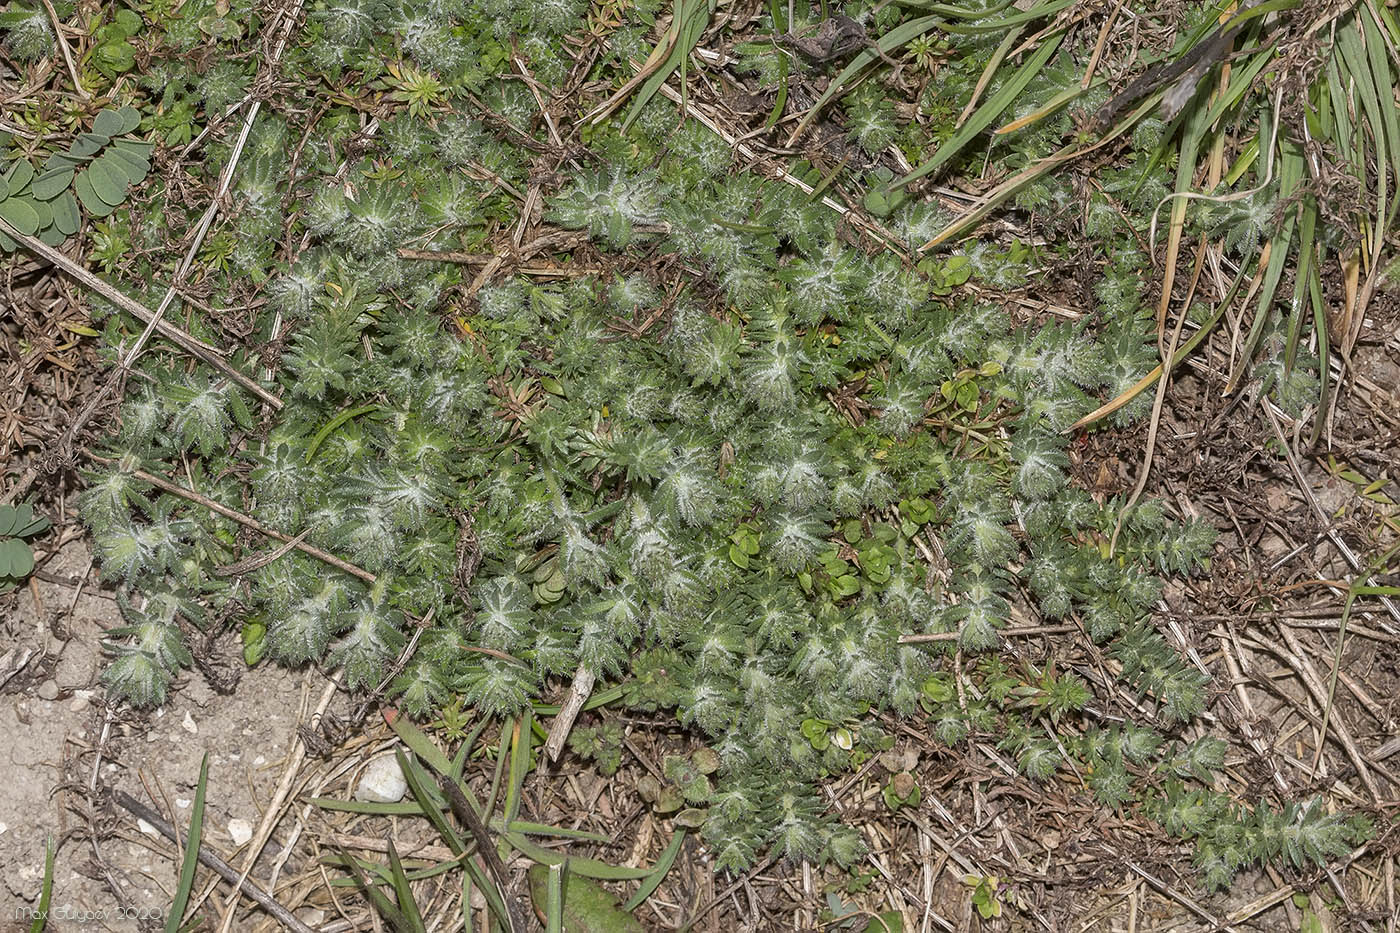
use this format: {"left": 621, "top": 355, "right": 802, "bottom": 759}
{"left": 0, "top": 538, "right": 34, "bottom": 578}
{"left": 50, "top": 190, "right": 80, "bottom": 235}
{"left": 0, "top": 196, "right": 41, "bottom": 235}
{"left": 112, "top": 139, "right": 155, "bottom": 159}
{"left": 4, "top": 158, "right": 35, "bottom": 191}
{"left": 30, "top": 167, "right": 74, "bottom": 200}
{"left": 117, "top": 106, "right": 143, "bottom": 135}
{"left": 72, "top": 172, "right": 116, "bottom": 217}
{"left": 93, "top": 108, "right": 126, "bottom": 137}
{"left": 88, "top": 156, "right": 128, "bottom": 206}
{"left": 105, "top": 148, "right": 149, "bottom": 184}
{"left": 27, "top": 197, "right": 52, "bottom": 229}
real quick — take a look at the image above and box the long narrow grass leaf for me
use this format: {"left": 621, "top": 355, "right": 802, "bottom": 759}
{"left": 505, "top": 833, "right": 654, "bottom": 880}
{"left": 895, "top": 33, "right": 1063, "bottom": 189}
{"left": 958, "top": 26, "right": 1024, "bottom": 129}
{"left": 623, "top": 829, "right": 686, "bottom": 912}
{"left": 386, "top": 709, "right": 454, "bottom": 776}
{"left": 919, "top": 96, "right": 1156, "bottom": 250}
{"left": 1070, "top": 259, "right": 1248, "bottom": 431}
{"left": 621, "top": 0, "right": 713, "bottom": 130}
{"left": 545, "top": 863, "right": 565, "bottom": 933}
{"left": 396, "top": 750, "right": 514, "bottom": 930}
{"left": 165, "top": 754, "right": 208, "bottom": 933}
{"left": 505, "top": 712, "right": 532, "bottom": 824}
{"left": 336, "top": 844, "right": 410, "bottom": 931}
{"left": 786, "top": 14, "right": 942, "bottom": 144}
{"left": 386, "top": 839, "right": 428, "bottom": 933}
{"left": 30, "top": 837, "right": 54, "bottom": 933}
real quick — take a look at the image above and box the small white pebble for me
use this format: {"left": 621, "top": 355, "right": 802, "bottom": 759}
{"left": 0, "top": 822, "right": 9, "bottom": 835}
{"left": 354, "top": 756, "right": 408, "bottom": 804}
{"left": 181, "top": 711, "right": 198, "bottom": 735}
{"left": 69, "top": 690, "right": 92, "bottom": 712}
{"left": 228, "top": 819, "right": 254, "bottom": 847}
{"left": 175, "top": 798, "right": 190, "bottom": 809}
{"left": 136, "top": 819, "right": 159, "bottom": 837}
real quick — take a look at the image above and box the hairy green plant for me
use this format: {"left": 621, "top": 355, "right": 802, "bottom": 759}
{"left": 24, "top": 0, "right": 1376, "bottom": 907}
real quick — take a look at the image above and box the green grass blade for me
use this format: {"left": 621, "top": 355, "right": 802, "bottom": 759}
{"left": 505, "top": 833, "right": 654, "bottom": 880}
{"left": 395, "top": 751, "right": 470, "bottom": 855}
{"left": 311, "top": 796, "right": 446, "bottom": 815}
{"left": 545, "top": 863, "right": 565, "bottom": 933}
{"left": 1360, "top": 5, "right": 1400, "bottom": 187}
{"left": 1221, "top": 0, "right": 1300, "bottom": 31}
{"left": 336, "top": 844, "right": 411, "bottom": 931}
{"left": 386, "top": 839, "right": 428, "bottom": 933}
{"left": 1070, "top": 258, "right": 1249, "bottom": 431}
{"left": 532, "top": 684, "right": 623, "bottom": 715}
{"left": 504, "top": 711, "right": 532, "bottom": 824}
{"left": 386, "top": 709, "right": 454, "bottom": 776}
{"left": 505, "top": 821, "right": 611, "bottom": 842}
{"left": 623, "top": 828, "right": 686, "bottom": 912}
{"left": 786, "top": 14, "right": 942, "bottom": 144}
{"left": 889, "top": 0, "right": 1016, "bottom": 16}
{"left": 919, "top": 95, "right": 1156, "bottom": 250}
{"left": 894, "top": 33, "right": 1063, "bottom": 189}
{"left": 451, "top": 718, "right": 492, "bottom": 783}
{"left": 935, "top": 0, "right": 1077, "bottom": 33}
{"left": 1199, "top": 45, "right": 1276, "bottom": 131}
{"left": 396, "top": 750, "right": 516, "bottom": 930}
{"left": 1228, "top": 134, "right": 1302, "bottom": 391}
{"left": 164, "top": 753, "right": 208, "bottom": 933}
{"left": 29, "top": 837, "right": 55, "bottom": 933}
{"left": 621, "top": 0, "right": 713, "bottom": 130}
{"left": 1307, "top": 252, "right": 1330, "bottom": 446}
{"left": 957, "top": 25, "right": 1025, "bottom": 130}
{"left": 994, "top": 77, "right": 1100, "bottom": 136}
{"left": 1283, "top": 197, "right": 1318, "bottom": 373}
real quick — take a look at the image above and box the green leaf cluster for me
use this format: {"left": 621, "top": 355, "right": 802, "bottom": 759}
{"left": 66, "top": 0, "right": 1377, "bottom": 898}
{"left": 0, "top": 503, "right": 51, "bottom": 594}
{"left": 0, "top": 107, "right": 150, "bottom": 251}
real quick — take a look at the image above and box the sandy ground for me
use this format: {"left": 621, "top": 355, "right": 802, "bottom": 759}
{"left": 1, "top": 540, "right": 325, "bottom": 933}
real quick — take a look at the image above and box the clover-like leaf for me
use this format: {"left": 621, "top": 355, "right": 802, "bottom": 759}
{"left": 0, "top": 537, "right": 35, "bottom": 578}
{"left": 105, "top": 148, "right": 150, "bottom": 184}
{"left": 70, "top": 133, "right": 108, "bottom": 158}
{"left": 4, "top": 158, "right": 34, "bottom": 191}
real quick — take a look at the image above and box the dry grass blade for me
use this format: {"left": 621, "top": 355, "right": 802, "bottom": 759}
{"left": 586, "top": 0, "right": 713, "bottom": 127}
